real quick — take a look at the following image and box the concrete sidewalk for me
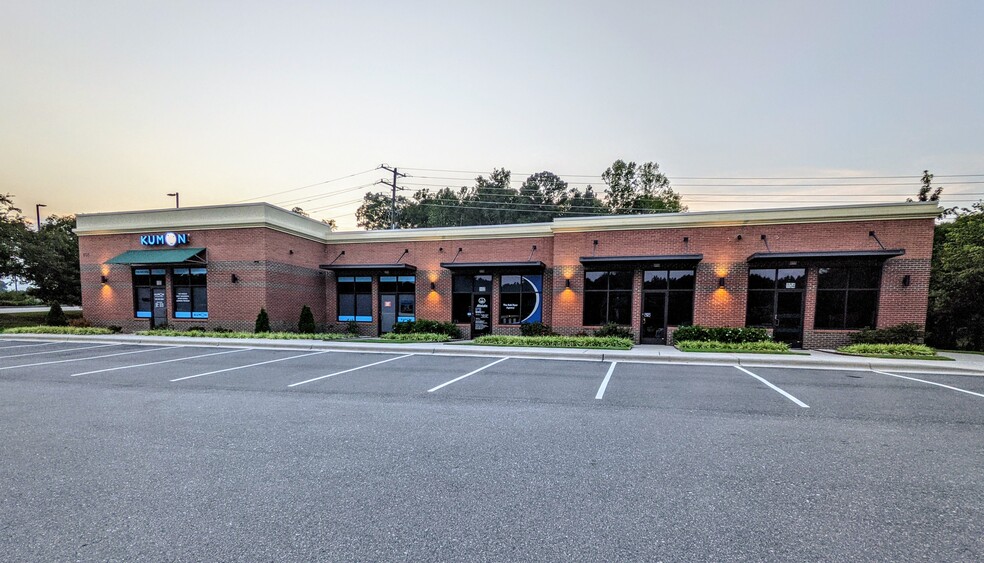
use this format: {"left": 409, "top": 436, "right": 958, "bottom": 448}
{"left": 2, "top": 332, "right": 983, "bottom": 376}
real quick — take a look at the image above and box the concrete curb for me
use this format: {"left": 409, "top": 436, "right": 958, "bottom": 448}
{"left": 3, "top": 333, "right": 983, "bottom": 376}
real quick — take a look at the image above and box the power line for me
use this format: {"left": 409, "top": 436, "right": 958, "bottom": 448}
{"left": 400, "top": 179, "right": 984, "bottom": 189}
{"left": 403, "top": 166, "right": 984, "bottom": 181}
{"left": 273, "top": 182, "right": 377, "bottom": 207}
{"left": 234, "top": 167, "right": 379, "bottom": 203}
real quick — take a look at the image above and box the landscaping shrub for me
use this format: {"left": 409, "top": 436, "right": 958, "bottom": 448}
{"left": 472, "top": 335, "right": 633, "bottom": 349}
{"left": 0, "top": 290, "right": 43, "bottom": 306}
{"left": 1, "top": 326, "right": 113, "bottom": 335}
{"left": 298, "top": 305, "right": 316, "bottom": 334}
{"left": 671, "top": 325, "right": 771, "bottom": 343}
{"left": 850, "top": 323, "right": 924, "bottom": 345}
{"left": 68, "top": 317, "right": 92, "bottom": 328}
{"left": 45, "top": 303, "right": 68, "bottom": 327}
{"left": 380, "top": 332, "right": 450, "bottom": 342}
{"left": 675, "top": 340, "right": 790, "bottom": 353}
{"left": 838, "top": 343, "right": 937, "bottom": 357}
{"left": 593, "top": 323, "right": 634, "bottom": 339}
{"left": 346, "top": 321, "right": 360, "bottom": 335}
{"left": 108, "top": 326, "right": 123, "bottom": 334}
{"left": 392, "top": 319, "right": 462, "bottom": 339}
{"left": 520, "top": 322, "right": 554, "bottom": 336}
{"left": 255, "top": 308, "right": 271, "bottom": 333}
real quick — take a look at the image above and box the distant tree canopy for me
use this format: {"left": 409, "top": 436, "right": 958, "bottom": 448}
{"left": 355, "top": 159, "right": 685, "bottom": 230}
{"left": 927, "top": 201, "right": 984, "bottom": 350}
{"left": 908, "top": 170, "right": 943, "bottom": 203}
{"left": 0, "top": 194, "right": 81, "bottom": 305}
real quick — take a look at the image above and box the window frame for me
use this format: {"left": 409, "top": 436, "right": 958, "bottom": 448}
{"left": 132, "top": 267, "right": 166, "bottom": 319}
{"left": 582, "top": 270, "right": 634, "bottom": 326}
{"left": 814, "top": 265, "right": 882, "bottom": 330}
{"left": 172, "top": 267, "right": 208, "bottom": 319}
{"left": 337, "top": 275, "right": 373, "bottom": 322}
{"left": 380, "top": 275, "right": 416, "bottom": 324}
{"left": 498, "top": 274, "right": 543, "bottom": 325}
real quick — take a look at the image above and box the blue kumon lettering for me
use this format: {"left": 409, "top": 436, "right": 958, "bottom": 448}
{"left": 177, "top": 233, "right": 188, "bottom": 244}
{"left": 140, "top": 235, "right": 150, "bottom": 245}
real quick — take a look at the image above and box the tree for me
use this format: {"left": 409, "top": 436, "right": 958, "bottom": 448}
{"left": 45, "top": 302, "right": 68, "bottom": 326}
{"left": 602, "top": 160, "right": 686, "bottom": 214}
{"left": 0, "top": 194, "right": 28, "bottom": 280}
{"left": 356, "top": 192, "right": 416, "bottom": 230}
{"left": 908, "top": 170, "right": 943, "bottom": 202}
{"left": 322, "top": 218, "right": 337, "bottom": 231}
{"left": 926, "top": 201, "right": 984, "bottom": 350}
{"left": 290, "top": 206, "right": 310, "bottom": 217}
{"left": 19, "top": 213, "right": 81, "bottom": 305}
{"left": 298, "top": 305, "right": 316, "bottom": 333}
{"left": 255, "top": 308, "right": 270, "bottom": 333}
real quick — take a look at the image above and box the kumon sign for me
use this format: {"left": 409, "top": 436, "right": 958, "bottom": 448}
{"left": 140, "top": 232, "right": 190, "bottom": 246}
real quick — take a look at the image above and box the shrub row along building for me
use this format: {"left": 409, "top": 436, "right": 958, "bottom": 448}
{"left": 76, "top": 201, "right": 939, "bottom": 348}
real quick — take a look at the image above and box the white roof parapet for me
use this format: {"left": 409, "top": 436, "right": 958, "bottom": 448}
{"left": 75, "top": 202, "right": 333, "bottom": 242}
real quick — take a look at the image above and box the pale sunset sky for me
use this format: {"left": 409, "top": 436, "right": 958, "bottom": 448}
{"left": 2, "top": 1, "right": 983, "bottom": 230}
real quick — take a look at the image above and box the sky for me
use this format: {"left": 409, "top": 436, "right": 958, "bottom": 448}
{"left": 2, "top": 0, "right": 983, "bottom": 230}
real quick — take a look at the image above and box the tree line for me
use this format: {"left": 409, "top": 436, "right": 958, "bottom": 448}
{"left": 1, "top": 194, "right": 81, "bottom": 305}
{"left": 355, "top": 159, "right": 686, "bottom": 230}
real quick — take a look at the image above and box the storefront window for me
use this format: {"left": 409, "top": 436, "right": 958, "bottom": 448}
{"left": 815, "top": 266, "right": 881, "bottom": 329}
{"left": 499, "top": 274, "right": 542, "bottom": 325}
{"left": 644, "top": 269, "right": 695, "bottom": 326}
{"left": 132, "top": 268, "right": 166, "bottom": 318}
{"left": 172, "top": 267, "right": 208, "bottom": 319}
{"left": 380, "top": 275, "right": 416, "bottom": 323}
{"left": 746, "top": 268, "right": 806, "bottom": 327}
{"left": 583, "top": 270, "right": 633, "bottom": 326}
{"left": 452, "top": 274, "right": 492, "bottom": 323}
{"left": 338, "top": 276, "right": 373, "bottom": 322}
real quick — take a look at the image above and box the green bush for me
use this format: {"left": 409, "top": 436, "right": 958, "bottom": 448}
{"left": 1, "top": 326, "right": 114, "bottom": 335}
{"left": 0, "top": 290, "right": 43, "bottom": 306}
{"left": 45, "top": 303, "right": 68, "bottom": 327}
{"left": 380, "top": 332, "right": 450, "bottom": 342}
{"left": 593, "top": 323, "right": 634, "bottom": 339}
{"left": 472, "top": 335, "right": 633, "bottom": 350}
{"left": 520, "top": 322, "right": 554, "bottom": 336}
{"left": 392, "top": 319, "right": 462, "bottom": 338}
{"left": 838, "top": 343, "right": 938, "bottom": 357}
{"left": 675, "top": 340, "right": 790, "bottom": 353}
{"left": 345, "top": 321, "right": 360, "bottom": 335}
{"left": 255, "top": 308, "right": 270, "bottom": 333}
{"left": 672, "top": 325, "right": 771, "bottom": 343}
{"left": 108, "top": 326, "right": 123, "bottom": 334}
{"left": 136, "top": 330, "right": 353, "bottom": 340}
{"left": 298, "top": 305, "right": 316, "bottom": 334}
{"left": 850, "top": 323, "right": 924, "bottom": 345}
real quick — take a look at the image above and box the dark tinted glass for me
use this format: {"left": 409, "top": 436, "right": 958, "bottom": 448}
{"left": 746, "top": 291, "right": 774, "bottom": 326}
{"left": 814, "top": 290, "right": 846, "bottom": 329}
{"left": 133, "top": 270, "right": 151, "bottom": 287}
{"left": 668, "top": 270, "right": 695, "bottom": 290}
{"left": 337, "top": 278, "right": 354, "bottom": 295}
{"left": 748, "top": 269, "right": 776, "bottom": 290}
{"left": 354, "top": 277, "right": 372, "bottom": 294}
{"left": 338, "top": 294, "right": 355, "bottom": 319}
{"left": 818, "top": 267, "right": 848, "bottom": 289}
{"left": 192, "top": 287, "right": 207, "bottom": 312}
{"left": 608, "top": 292, "right": 633, "bottom": 324}
{"left": 397, "top": 276, "right": 415, "bottom": 293}
{"left": 643, "top": 270, "right": 668, "bottom": 290}
{"left": 379, "top": 276, "right": 397, "bottom": 293}
{"left": 777, "top": 268, "right": 806, "bottom": 289}
{"left": 499, "top": 292, "right": 521, "bottom": 324}
{"left": 520, "top": 292, "right": 539, "bottom": 323}
{"left": 135, "top": 287, "right": 152, "bottom": 313}
{"left": 609, "top": 270, "right": 633, "bottom": 290}
{"left": 583, "top": 293, "right": 607, "bottom": 326}
{"left": 453, "top": 274, "right": 472, "bottom": 293}
{"left": 584, "top": 271, "right": 608, "bottom": 291}
{"left": 452, "top": 294, "right": 472, "bottom": 323}
{"left": 398, "top": 294, "right": 414, "bottom": 315}
{"left": 355, "top": 294, "right": 372, "bottom": 319}
{"left": 500, "top": 275, "right": 522, "bottom": 293}
{"left": 474, "top": 275, "right": 492, "bottom": 293}
{"left": 846, "top": 290, "right": 878, "bottom": 329}
{"left": 666, "top": 292, "right": 694, "bottom": 326}
{"left": 850, "top": 267, "right": 881, "bottom": 289}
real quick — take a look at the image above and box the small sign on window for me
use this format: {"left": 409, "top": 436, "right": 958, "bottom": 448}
{"left": 785, "top": 282, "right": 796, "bottom": 289}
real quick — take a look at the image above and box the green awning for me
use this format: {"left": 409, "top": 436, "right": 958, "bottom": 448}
{"left": 105, "top": 248, "right": 206, "bottom": 265}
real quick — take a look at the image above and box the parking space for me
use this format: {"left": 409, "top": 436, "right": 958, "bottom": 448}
{"left": 287, "top": 353, "right": 493, "bottom": 396}
{"left": 429, "top": 357, "right": 612, "bottom": 403}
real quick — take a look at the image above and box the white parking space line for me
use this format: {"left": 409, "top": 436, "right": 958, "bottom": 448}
{"left": 595, "top": 361, "right": 618, "bottom": 400}
{"left": 872, "top": 369, "right": 984, "bottom": 398}
{"left": 287, "top": 354, "right": 414, "bottom": 388}
{"left": 0, "top": 343, "right": 119, "bottom": 359}
{"left": 70, "top": 348, "right": 252, "bottom": 377}
{"left": 0, "top": 341, "right": 57, "bottom": 349}
{"left": 171, "top": 351, "right": 330, "bottom": 382}
{"left": 735, "top": 366, "right": 810, "bottom": 408}
{"left": 427, "top": 357, "right": 511, "bottom": 393}
{"left": 0, "top": 347, "right": 178, "bottom": 371}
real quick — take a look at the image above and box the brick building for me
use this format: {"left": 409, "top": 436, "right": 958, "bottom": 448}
{"left": 76, "top": 201, "right": 939, "bottom": 348}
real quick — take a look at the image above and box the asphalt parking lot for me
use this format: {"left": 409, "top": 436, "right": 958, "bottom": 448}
{"left": 2, "top": 338, "right": 983, "bottom": 560}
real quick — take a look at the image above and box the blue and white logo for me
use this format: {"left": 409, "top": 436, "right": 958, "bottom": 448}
{"left": 140, "top": 232, "right": 189, "bottom": 246}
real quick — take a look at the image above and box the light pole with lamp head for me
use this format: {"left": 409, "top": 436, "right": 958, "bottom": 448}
{"left": 167, "top": 192, "right": 180, "bottom": 209}
{"left": 35, "top": 203, "right": 47, "bottom": 232}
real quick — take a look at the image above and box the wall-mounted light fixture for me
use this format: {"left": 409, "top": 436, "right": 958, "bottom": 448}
{"left": 565, "top": 279, "right": 571, "bottom": 288}
{"left": 736, "top": 234, "right": 743, "bottom": 241}
{"left": 231, "top": 274, "right": 239, "bottom": 283}
{"left": 289, "top": 249, "right": 294, "bottom": 255}
{"left": 100, "top": 275, "right": 108, "bottom": 284}
{"left": 430, "top": 282, "right": 436, "bottom": 290}
{"left": 902, "top": 275, "right": 911, "bottom": 287}
{"left": 683, "top": 236, "right": 689, "bottom": 243}
{"left": 718, "top": 277, "right": 726, "bottom": 288}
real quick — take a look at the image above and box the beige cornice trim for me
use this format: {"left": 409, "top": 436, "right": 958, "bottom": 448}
{"left": 327, "top": 222, "right": 553, "bottom": 244}
{"left": 549, "top": 202, "right": 941, "bottom": 233}
{"left": 75, "top": 202, "right": 332, "bottom": 243}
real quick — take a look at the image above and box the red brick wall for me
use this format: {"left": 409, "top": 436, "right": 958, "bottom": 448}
{"left": 80, "top": 216, "right": 935, "bottom": 347}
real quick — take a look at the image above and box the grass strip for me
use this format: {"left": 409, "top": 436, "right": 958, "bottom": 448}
{"left": 836, "top": 343, "right": 942, "bottom": 359}
{"left": 378, "top": 332, "right": 450, "bottom": 343}
{"left": 470, "top": 335, "right": 632, "bottom": 350}
{"left": 1, "top": 325, "right": 113, "bottom": 335}
{"left": 674, "top": 340, "right": 792, "bottom": 354}
{"left": 135, "top": 330, "right": 355, "bottom": 340}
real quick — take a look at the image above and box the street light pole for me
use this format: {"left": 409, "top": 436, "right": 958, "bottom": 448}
{"left": 35, "top": 203, "right": 47, "bottom": 232}
{"left": 167, "top": 192, "right": 180, "bottom": 209}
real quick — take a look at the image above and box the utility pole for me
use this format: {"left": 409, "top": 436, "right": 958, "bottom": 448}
{"left": 378, "top": 164, "right": 407, "bottom": 229}
{"left": 35, "top": 203, "right": 47, "bottom": 232}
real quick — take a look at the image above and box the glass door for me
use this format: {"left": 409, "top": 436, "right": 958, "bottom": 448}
{"left": 641, "top": 293, "right": 666, "bottom": 344}
{"left": 774, "top": 291, "right": 804, "bottom": 348}
{"left": 472, "top": 293, "right": 491, "bottom": 336}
